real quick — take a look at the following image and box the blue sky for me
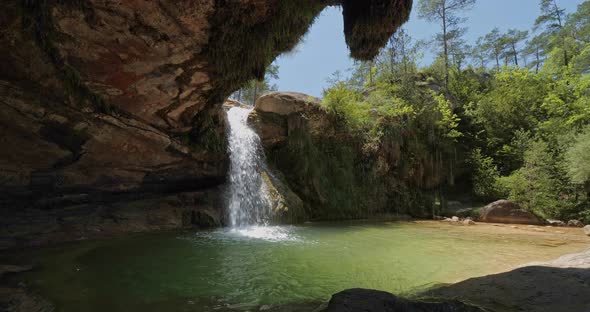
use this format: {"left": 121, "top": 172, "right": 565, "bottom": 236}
{"left": 274, "top": 0, "right": 586, "bottom": 97}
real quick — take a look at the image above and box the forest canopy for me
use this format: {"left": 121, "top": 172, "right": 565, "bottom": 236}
{"left": 320, "top": 0, "right": 590, "bottom": 222}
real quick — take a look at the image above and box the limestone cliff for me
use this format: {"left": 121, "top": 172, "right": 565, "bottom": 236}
{"left": 0, "top": 0, "right": 412, "bottom": 248}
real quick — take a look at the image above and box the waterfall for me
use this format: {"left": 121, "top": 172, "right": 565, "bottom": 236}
{"left": 226, "top": 106, "right": 272, "bottom": 227}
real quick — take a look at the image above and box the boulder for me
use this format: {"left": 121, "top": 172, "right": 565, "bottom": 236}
{"left": 547, "top": 219, "right": 566, "bottom": 227}
{"left": 479, "top": 200, "right": 544, "bottom": 225}
{"left": 463, "top": 219, "right": 476, "bottom": 226}
{"left": 326, "top": 288, "right": 482, "bottom": 312}
{"left": 567, "top": 220, "right": 584, "bottom": 228}
{"left": 584, "top": 225, "right": 590, "bottom": 236}
{"left": 451, "top": 216, "right": 460, "bottom": 222}
{"left": 254, "top": 92, "right": 321, "bottom": 116}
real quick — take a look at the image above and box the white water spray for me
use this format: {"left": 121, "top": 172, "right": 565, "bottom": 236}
{"left": 226, "top": 106, "right": 272, "bottom": 227}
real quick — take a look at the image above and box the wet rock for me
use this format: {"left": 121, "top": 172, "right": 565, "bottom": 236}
{"left": 567, "top": 220, "right": 584, "bottom": 228}
{"left": 463, "top": 219, "right": 476, "bottom": 225}
{"left": 326, "top": 288, "right": 482, "bottom": 312}
{"left": 547, "top": 219, "right": 566, "bottom": 227}
{"left": 261, "top": 170, "right": 307, "bottom": 223}
{"left": 479, "top": 200, "right": 544, "bottom": 225}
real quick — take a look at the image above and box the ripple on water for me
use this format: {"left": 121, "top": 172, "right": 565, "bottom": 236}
{"left": 186, "top": 226, "right": 304, "bottom": 244}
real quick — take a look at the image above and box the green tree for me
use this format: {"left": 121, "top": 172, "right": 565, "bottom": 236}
{"left": 418, "top": 0, "right": 476, "bottom": 87}
{"left": 502, "top": 29, "right": 528, "bottom": 66}
{"left": 535, "top": 0, "right": 569, "bottom": 66}
{"left": 566, "top": 127, "right": 590, "bottom": 189}
{"left": 523, "top": 34, "right": 548, "bottom": 73}
{"left": 501, "top": 140, "right": 564, "bottom": 218}
{"left": 233, "top": 64, "right": 279, "bottom": 105}
{"left": 481, "top": 28, "right": 505, "bottom": 71}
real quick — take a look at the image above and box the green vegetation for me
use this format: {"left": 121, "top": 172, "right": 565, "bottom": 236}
{"left": 320, "top": 0, "right": 590, "bottom": 222}
{"left": 232, "top": 64, "right": 279, "bottom": 106}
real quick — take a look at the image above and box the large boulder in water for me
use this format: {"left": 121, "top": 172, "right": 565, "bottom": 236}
{"left": 326, "top": 288, "right": 483, "bottom": 312}
{"left": 479, "top": 200, "right": 544, "bottom": 225}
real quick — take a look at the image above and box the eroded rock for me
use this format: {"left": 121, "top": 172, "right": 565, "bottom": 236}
{"left": 0, "top": 0, "right": 412, "bottom": 247}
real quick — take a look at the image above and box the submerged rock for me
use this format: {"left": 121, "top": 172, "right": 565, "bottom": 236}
{"left": 479, "top": 200, "right": 544, "bottom": 225}
{"left": 326, "top": 288, "right": 482, "bottom": 312}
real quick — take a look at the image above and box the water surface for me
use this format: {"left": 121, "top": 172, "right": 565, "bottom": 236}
{"left": 7, "top": 221, "right": 589, "bottom": 311}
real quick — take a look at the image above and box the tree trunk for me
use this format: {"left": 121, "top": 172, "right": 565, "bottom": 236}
{"left": 442, "top": 6, "right": 449, "bottom": 88}
{"left": 512, "top": 44, "right": 518, "bottom": 66}
{"left": 253, "top": 82, "right": 259, "bottom": 106}
{"left": 535, "top": 47, "right": 540, "bottom": 73}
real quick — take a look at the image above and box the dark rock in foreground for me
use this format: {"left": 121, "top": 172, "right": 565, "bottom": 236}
{"left": 479, "top": 200, "right": 544, "bottom": 225}
{"left": 326, "top": 288, "right": 482, "bottom": 312}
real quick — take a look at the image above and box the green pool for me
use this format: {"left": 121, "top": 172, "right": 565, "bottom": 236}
{"left": 6, "top": 221, "right": 588, "bottom": 311}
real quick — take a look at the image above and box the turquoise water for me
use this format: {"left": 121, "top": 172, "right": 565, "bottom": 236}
{"left": 8, "top": 221, "right": 588, "bottom": 311}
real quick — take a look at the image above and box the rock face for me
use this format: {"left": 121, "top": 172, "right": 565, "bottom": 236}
{"left": 479, "top": 200, "right": 545, "bottom": 225}
{"left": 0, "top": 1, "right": 412, "bottom": 247}
{"left": 425, "top": 248, "right": 590, "bottom": 312}
{"left": 249, "top": 92, "right": 450, "bottom": 220}
{"left": 326, "top": 288, "right": 483, "bottom": 312}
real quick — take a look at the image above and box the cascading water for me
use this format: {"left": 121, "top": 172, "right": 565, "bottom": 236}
{"left": 226, "top": 106, "right": 272, "bottom": 228}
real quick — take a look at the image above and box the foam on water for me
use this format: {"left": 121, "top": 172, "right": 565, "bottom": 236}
{"left": 231, "top": 226, "right": 301, "bottom": 242}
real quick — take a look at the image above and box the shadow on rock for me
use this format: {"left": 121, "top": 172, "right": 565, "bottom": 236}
{"left": 326, "top": 288, "right": 483, "bottom": 312}
{"left": 425, "top": 266, "right": 590, "bottom": 312}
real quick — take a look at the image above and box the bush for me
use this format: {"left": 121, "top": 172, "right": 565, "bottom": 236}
{"left": 469, "top": 148, "right": 503, "bottom": 200}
